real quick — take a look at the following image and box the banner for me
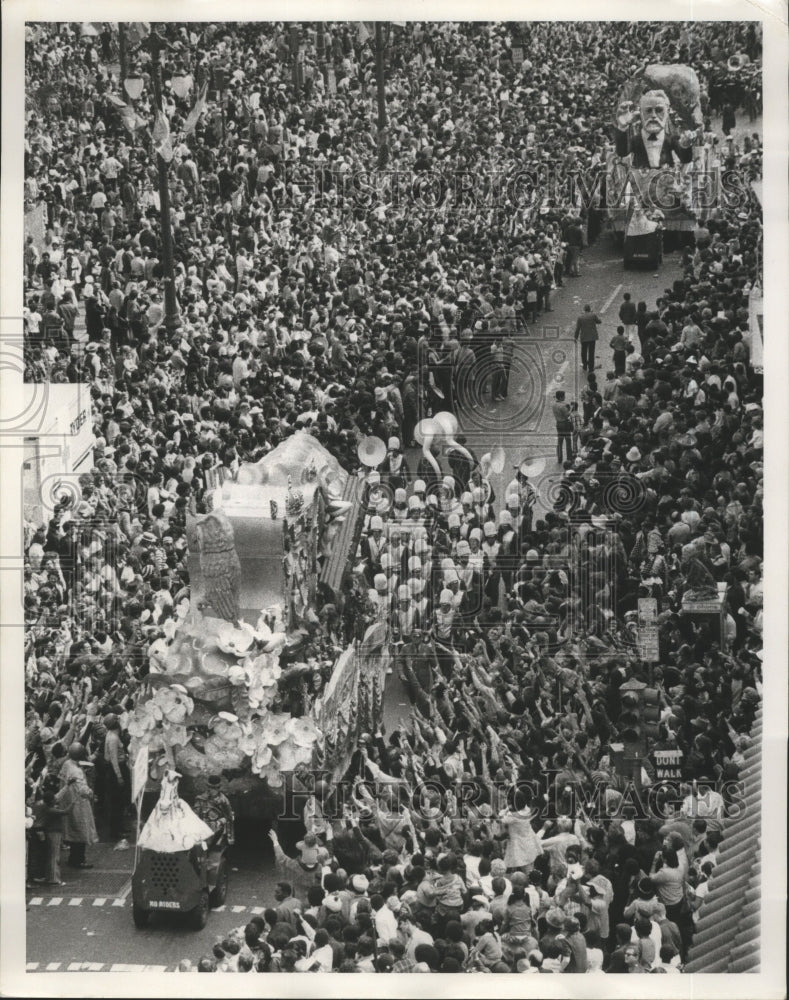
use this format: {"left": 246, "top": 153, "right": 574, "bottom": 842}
{"left": 131, "top": 744, "right": 149, "bottom": 804}
{"left": 637, "top": 597, "right": 659, "bottom": 661}
{"left": 317, "top": 633, "right": 388, "bottom": 781}
{"left": 152, "top": 111, "right": 174, "bottom": 163}
{"left": 183, "top": 80, "right": 209, "bottom": 136}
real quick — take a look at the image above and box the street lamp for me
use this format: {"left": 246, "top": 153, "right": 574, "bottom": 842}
{"left": 124, "top": 27, "right": 181, "bottom": 335}
{"left": 123, "top": 69, "right": 144, "bottom": 101}
{"left": 170, "top": 67, "right": 193, "bottom": 100}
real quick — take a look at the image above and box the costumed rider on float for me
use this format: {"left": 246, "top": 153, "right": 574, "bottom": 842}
{"left": 192, "top": 775, "right": 235, "bottom": 851}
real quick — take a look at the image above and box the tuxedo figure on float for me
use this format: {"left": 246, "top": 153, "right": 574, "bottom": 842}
{"left": 614, "top": 90, "right": 696, "bottom": 169}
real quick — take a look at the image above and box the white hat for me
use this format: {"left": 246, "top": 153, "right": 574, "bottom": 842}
{"left": 461, "top": 492, "right": 473, "bottom": 504}
{"left": 368, "top": 471, "right": 381, "bottom": 485}
{"left": 448, "top": 513, "right": 461, "bottom": 528}
{"left": 408, "top": 496, "right": 422, "bottom": 510}
{"left": 506, "top": 494, "right": 520, "bottom": 508}
{"left": 370, "top": 515, "right": 384, "bottom": 530}
{"left": 626, "top": 446, "right": 642, "bottom": 462}
{"left": 374, "top": 573, "right": 388, "bottom": 591}
{"left": 408, "top": 556, "right": 422, "bottom": 572}
{"left": 388, "top": 437, "right": 401, "bottom": 450}
{"left": 442, "top": 476, "right": 455, "bottom": 490}
{"left": 457, "top": 540, "right": 471, "bottom": 555}
{"left": 397, "top": 585, "right": 410, "bottom": 601}
{"left": 395, "top": 488, "right": 407, "bottom": 503}
{"left": 413, "top": 480, "right": 426, "bottom": 493}
{"left": 439, "top": 589, "right": 454, "bottom": 604}
{"left": 483, "top": 521, "right": 497, "bottom": 536}
{"left": 380, "top": 553, "right": 393, "bottom": 569}
{"left": 469, "top": 528, "right": 483, "bottom": 541}
{"left": 499, "top": 510, "right": 513, "bottom": 526}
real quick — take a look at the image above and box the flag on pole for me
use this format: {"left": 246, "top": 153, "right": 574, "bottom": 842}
{"left": 182, "top": 80, "right": 209, "bottom": 136}
{"left": 125, "top": 22, "right": 151, "bottom": 47}
{"left": 131, "top": 745, "right": 149, "bottom": 805}
{"left": 119, "top": 105, "right": 146, "bottom": 133}
{"left": 152, "top": 110, "right": 174, "bottom": 162}
{"left": 358, "top": 21, "right": 373, "bottom": 44}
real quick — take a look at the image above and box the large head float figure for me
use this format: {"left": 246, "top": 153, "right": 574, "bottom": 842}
{"left": 614, "top": 89, "right": 696, "bottom": 169}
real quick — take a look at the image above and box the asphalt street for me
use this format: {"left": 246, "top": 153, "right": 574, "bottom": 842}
{"left": 26, "top": 231, "right": 682, "bottom": 973}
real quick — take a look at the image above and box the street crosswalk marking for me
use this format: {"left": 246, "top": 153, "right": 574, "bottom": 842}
{"left": 213, "top": 904, "right": 226, "bottom": 912}
{"left": 599, "top": 282, "right": 623, "bottom": 316}
{"left": 47, "top": 897, "right": 62, "bottom": 906}
{"left": 251, "top": 906, "right": 265, "bottom": 914}
{"left": 92, "top": 898, "right": 106, "bottom": 906}
{"left": 32, "top": 961, "right": 180, "bottom": 973}
{"left": 68, "top": 898, "right": 82, "bottom": 906}
{"left": 231, "top": 904, "right": 246, "bottom": 912}
{"left": 112, "top": 897, "right": 126, "bottom": 906}
{"left": 29, "top": 897, "right": 43, "bottom": 905}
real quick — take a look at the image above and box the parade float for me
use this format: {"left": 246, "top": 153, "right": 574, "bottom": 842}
{"left": 606, "top": 64, "right": 721, "bottom": 247}
{"left": 124, "top": 432, "right": 373, "bottom": 819}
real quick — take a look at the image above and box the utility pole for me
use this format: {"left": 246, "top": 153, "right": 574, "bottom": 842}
{"left": 316, "top": 21, "right": 327, "bottom": 87}
{"left": 290, "top": 24, "right": 301, "bottom": 97}
{"left": 147, "top": 28, "right": 180, "bottom": 334}
{"left": 375, "top": 22, "right": 389, "bottom": 169}
{"left": 118, "top": 22, "right": 129, "bottom": 83}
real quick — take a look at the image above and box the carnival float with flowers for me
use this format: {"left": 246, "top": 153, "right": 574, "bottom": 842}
{"left": 123, "top": 432, "right": 363, "bottom": 803}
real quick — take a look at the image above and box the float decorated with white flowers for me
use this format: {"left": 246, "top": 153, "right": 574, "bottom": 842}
{"left": 126, "top": 611, "right": 323, "bottom": 794}
{"left": 124, "top": 434, "right": 364, "bottom": 810}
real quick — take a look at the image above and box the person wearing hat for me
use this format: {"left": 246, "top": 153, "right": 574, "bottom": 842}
{"left": 360, "top": 514, "right": 387, "bottom": 586}
{"left": 368, "top": 572, "right": 393, "bottom": 625}
{"left": 59, "top": 743, "right": 98, "bottom": 869}
{"left": 391, "top": 583, "right": 421, "bottom": 646}
{"left": 433, "top": 587, "right": 459, "bottom": 646}
{"left": 481, "top": 520, "right": 502, "bottom": 603}
{"left": 383, "top": 436, "right": 410, "bottom": 493}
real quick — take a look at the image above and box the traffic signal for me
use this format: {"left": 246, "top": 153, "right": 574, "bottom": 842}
{"left": 616, "top": 679, "right": 662, "bottom": 757}
{"left": 618, "top": 677, "right": 649, "bottom": 753}
{"left": 617, "top": 688, "right": 643, "bottom": 754}
{"left": 641, "top": 687, "right": 661, "bottom": 743}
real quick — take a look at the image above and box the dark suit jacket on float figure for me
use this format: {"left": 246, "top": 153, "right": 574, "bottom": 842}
{"left": 614, "top": 128, "right": 694, "bottom": 169}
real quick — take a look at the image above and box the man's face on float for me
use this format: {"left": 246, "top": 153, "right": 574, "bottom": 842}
{"left": 640, "top": 93, "right": 670, "bottom": 136}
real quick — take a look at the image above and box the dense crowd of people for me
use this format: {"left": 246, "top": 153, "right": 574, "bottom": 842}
{"left": 23, "top": 20, "right": 763, "bottom": 974}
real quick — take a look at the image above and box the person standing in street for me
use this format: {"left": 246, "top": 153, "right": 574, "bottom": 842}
{"left": 609, "top": 325, "right": 629, "bottom": 376}
{"left": 552, "top": 390, "right": 573, "bottom": 465}
{"left": 618, "top": 292, "right": 638, "bottom": 346}
{"left": 103, "top": 713, "right": 129, "bottom": 847}
{"left": 574, "top": 304, "right": 601, "bottom": 372}
{"left": 60, "top": 742, "right": 98, "bottom": 869}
